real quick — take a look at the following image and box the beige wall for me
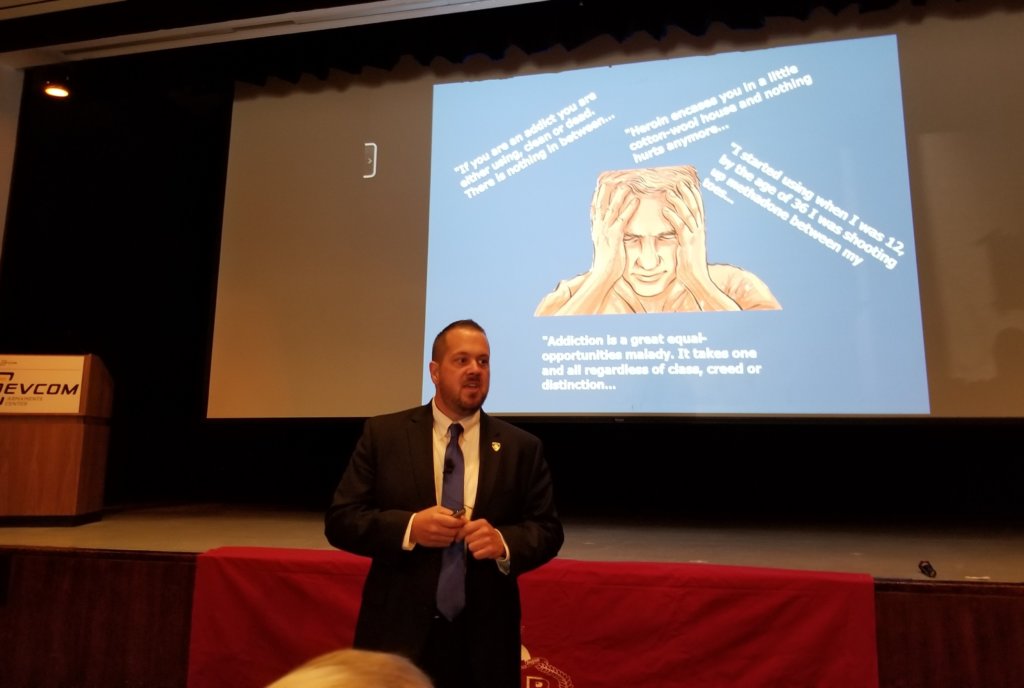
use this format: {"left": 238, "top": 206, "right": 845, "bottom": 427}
{"left": 0, "top": 66, "right": 22, "bottom": 260}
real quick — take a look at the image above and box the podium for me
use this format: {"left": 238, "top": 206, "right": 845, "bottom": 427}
{"left": 0, "top": 354, "right": 113, "bottom": 524}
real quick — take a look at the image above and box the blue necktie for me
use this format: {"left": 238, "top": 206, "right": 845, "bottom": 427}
{"left": 436, "top": 422, "right": 465, "bottom": 620}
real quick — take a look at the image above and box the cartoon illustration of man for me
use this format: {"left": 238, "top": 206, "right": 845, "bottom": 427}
{"left": 534, "top": 165, "right": 781, "bottom": 316}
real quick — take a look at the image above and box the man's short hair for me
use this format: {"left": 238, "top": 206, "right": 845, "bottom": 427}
{"left": 431, "top": 319, "right": 487, "bottom": 362}
{"left": 591, "top": 165, "right": 700, "bottom": 223}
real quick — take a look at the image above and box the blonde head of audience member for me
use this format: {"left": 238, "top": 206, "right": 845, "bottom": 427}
{"left": 266, "top": 648, "right": 433, "bottom": 688}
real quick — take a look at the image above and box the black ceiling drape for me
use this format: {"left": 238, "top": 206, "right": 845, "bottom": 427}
{"left": 20, "top": 1, "right": 929, "bottom": 95}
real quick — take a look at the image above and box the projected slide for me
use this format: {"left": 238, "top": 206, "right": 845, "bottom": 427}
{"left": 424, "top": 35, "right": 928, "bottom": 415}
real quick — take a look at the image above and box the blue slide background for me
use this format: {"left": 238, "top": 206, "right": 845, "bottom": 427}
{"left": 423, "top": 36, "right": 929, "bottom": 415}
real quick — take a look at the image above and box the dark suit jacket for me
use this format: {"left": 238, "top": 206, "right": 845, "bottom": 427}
{"left": 324, "top": 403, "right": 563, "bottom": 687}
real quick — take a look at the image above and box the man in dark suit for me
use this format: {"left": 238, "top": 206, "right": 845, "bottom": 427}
{"left": 325, "top": 319, "right": 564, "bottom": 688}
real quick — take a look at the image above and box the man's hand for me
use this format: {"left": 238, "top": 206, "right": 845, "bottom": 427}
{"left": 460, "top": 519, "right": 507, "bottom": 560}
{"left": 665, "top": 180, "right": 740, "bottom": 311}
{"left": 665, "top": 179, "right": 710, "bottom": 288}
{"left": 590, "top": 181, "right": 639, "bottom": 282}
{"left": 410, "top": 506, "right": 465, "bottom": 548}
{"left": 542, "top": 181, "right": 638, "bottom": 316}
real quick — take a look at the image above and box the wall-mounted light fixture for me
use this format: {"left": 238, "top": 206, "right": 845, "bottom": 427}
{"left": 43, "top": 79, "right": 70, "bottom": 98}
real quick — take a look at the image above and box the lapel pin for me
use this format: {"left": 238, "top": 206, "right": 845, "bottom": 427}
{"left": 491, "top": 441, "right": 501, "bottom": 452}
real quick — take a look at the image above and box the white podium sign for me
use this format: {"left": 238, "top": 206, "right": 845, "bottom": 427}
{"left": 0, "top": 355, "right": 86, "bottom": 414}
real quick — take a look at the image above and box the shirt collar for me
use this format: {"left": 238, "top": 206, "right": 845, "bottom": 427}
{"left": 431, "top": 398, "right": 481, "bottom": 436}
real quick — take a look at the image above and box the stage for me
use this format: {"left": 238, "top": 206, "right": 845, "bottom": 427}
{"left": 2, "top": 503, "right": 1023, "bottom": 687}
{"left": 1, "top": 502, "right": 1023, "bottom": 582}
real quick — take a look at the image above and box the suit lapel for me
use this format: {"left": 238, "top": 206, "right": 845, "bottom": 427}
{"left": 406, "top": 404, "right": 437, "bottom": 508}
{"left": 476, "top": 412, "right": 502, "bottom": 515}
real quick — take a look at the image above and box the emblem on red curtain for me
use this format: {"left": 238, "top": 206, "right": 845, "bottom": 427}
{"left": 521, "top": 644, "right": 574, "bottom": 688}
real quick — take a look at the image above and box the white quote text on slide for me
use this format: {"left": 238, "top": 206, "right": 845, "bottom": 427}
{"left": 702, "top": 142, "right": 905, "bottom": 270}
{"left": 622, "top": 64, "right": 813, "bottom": 164}
{"left": 539, "top": 332, "right": 762, "bottom": 391}
{"left": 453, "top": 92, "right": 614, "bottom": 198}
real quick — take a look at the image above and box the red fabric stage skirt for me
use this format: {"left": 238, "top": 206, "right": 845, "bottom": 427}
{"left": 188, "top": 547, "right": 878, "bottom": 688}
